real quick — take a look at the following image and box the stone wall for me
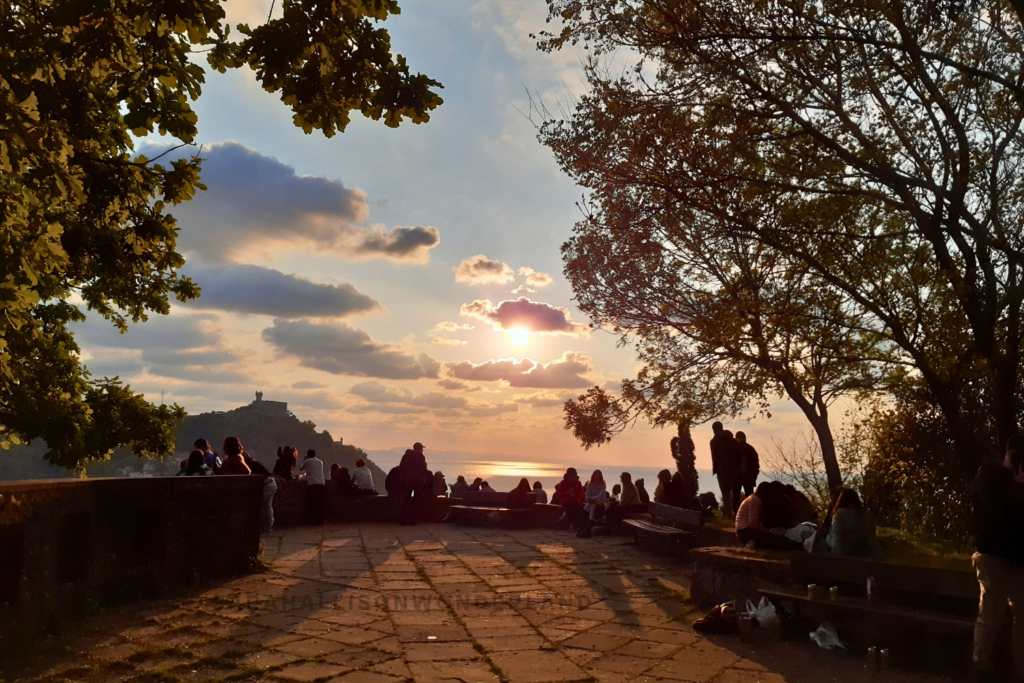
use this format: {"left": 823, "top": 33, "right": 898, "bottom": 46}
{"left": 0, "top": 476, "right": 264, "bottom": 650}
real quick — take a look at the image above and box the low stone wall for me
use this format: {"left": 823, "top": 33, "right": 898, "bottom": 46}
{"left": 0, "top": 476, "right": 264, "bottom": 650}
{"left": 271, "top": 480, "right": 399, "bottom": 526}
{"left": 688, "top": 547, "right": 795, "bottom": 607}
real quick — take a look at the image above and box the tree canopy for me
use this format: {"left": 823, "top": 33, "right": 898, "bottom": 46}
{"left": 0, "top": 0, "right": 441, "bottom": 467}
{"left": 541, "top": 0, "right": 1024, "bottom": 479}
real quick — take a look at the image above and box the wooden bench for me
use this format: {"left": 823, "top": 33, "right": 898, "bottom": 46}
{"left": 448, "top": 491, "right": 537, "bottom": 526}
{"left": 623, "top": 502, "right": 704, "bottom": 550}
{"left": 758, "top": 553, "right": 982, "bottom": 670}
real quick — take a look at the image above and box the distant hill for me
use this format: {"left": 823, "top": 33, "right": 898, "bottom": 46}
{"left": 0, "top": 394, "right": 385, "bottom": 486}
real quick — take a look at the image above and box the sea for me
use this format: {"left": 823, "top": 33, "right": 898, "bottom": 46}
{"left": 368, "top": 452, "right": 728, "bottom": 496}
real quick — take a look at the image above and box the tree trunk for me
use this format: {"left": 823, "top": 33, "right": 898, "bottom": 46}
{"left": 805, "top": 410, "right": 843, "bottom": 492}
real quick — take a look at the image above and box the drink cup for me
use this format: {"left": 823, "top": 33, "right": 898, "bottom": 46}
{"left": 808, "top": 583, "right": 818, "bottom": 599}
{"left": 830, "top": 586, "right": 839, "bottom": 601}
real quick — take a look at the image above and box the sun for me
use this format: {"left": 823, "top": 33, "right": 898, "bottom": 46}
{"left": 509, "top": 329, "right": 530, "bottom": 346}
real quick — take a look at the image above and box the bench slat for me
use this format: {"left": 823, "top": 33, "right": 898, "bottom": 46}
{"left": 623, "top": 519, "right": 691, "bottom": 536}
{"left": 758, "top": 587, "right": 975, "bottom": 629}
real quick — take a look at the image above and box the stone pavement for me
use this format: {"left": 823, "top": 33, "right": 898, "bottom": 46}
{"left": 4, "top": 523, "right": 954, "bottom": 683}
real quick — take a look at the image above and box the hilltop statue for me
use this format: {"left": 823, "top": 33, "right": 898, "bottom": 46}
{"left": 256, "top": 391, "right": 263, "bottom": 402}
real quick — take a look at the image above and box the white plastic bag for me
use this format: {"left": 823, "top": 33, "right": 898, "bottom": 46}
{"left": 809, "top": 622, "right": 848, "bottom": 649}
{"left": 743, "top": 597, "right": 781, "bottom": 628}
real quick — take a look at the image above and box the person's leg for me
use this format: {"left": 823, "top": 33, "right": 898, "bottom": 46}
{"left": 717, "top": 474, "right": 733, "bottom": 517}
{"left": 748, "top": 528, "right": 802, "bottom": 552}
{"left": 1006, "top": 559, "right": 1024, "bottom": 677}
{"left": 732, "top": 477, "right": 743, "bottom": 509}
{"left": 974, "top": 553, "right": 1011, "bottom": 674}
{"left": 262, "top": 478, "right": 277, "bottom": 533}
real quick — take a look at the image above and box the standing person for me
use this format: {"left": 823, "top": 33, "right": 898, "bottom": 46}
{"left": 398, "top": 442, "right": 430, "bottom": 525}
{"left": 971, "top": 433, "right": 1024, "bottom": 680}
{"left": 220, "top": 437, "right": 251, "bottom": 475}
{"left": 196, "top": 438, "right": 221, "bottom": 474}
{"left": 243, "top": 451, "right": 277, "bottom": 534}
{"left": 533, "top": 481, "right": 548, "bottom": 504}
{"left": 735, "top": 431, "right": 760, "bottom": 503}
{"left": 273, "top": 446, "right": 295, "bottom": 480}
{"left": 352, "top": 458, "right": 376, "bottom": 494}
{"left": 710, "top": 422, "right": 742, "bottom": 517}
{"left": 299, "top": 449, "right": 327, "bottom": 524}
{"left": 636, "top": 478, "right": 650, "bottom": 505}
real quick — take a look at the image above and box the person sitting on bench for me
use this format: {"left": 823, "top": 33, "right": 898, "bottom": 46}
{"left": 606, "top": 472, "right": 647, "bottom": 523}
{"left": 451, "top": 475, "right": 470, "bottom": 498}
{"left": 508, "top": 478, "right": 533, "bottom": 509}
{"left": 735, "top": 483, "right": 803, "bottom": 551}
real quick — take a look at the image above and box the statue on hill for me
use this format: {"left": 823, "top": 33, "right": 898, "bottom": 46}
{"left": 256, "top": 391, "right": 263, "bottom": 402}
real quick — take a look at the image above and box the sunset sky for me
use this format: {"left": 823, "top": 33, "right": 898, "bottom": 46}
{"left": 72, "top": 0, "right": 814, "bottom": 469}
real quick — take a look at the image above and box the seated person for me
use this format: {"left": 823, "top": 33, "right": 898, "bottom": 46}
{"left": 698, "top": 491, "right": 720, "bottom": 512}
{"left": 785, "top": 484, "right": 818, "bottom": 523}
{"left": 653, "top": 469, "right": 672, "bottom": 504}
{"left": 606, "top": 472, "right": 647, "bottom": 522}
{"left": 735, "top": 483, "right": 803, "bottom": 551}
{"left": 825, "top": 488, "right": 883, "bottom": 558}
{"left": 351, "top": 458, "right": 377, "bottom": 495}
{"left": 508, "top": 478, "right": 534, "bottom": 509}
{"left": 533, "top": 480, "right": 548, "bottom": 504}
{"left": 433, "top": 471, "right": 448, "bottom": 497}
{"left": 332, "top": 465, "right": 356, "bottom": 495}
{"left": 450, "top": 475, "right": 470, "bottom": 498}
{"left": 553, "top": 468, "right": 585, "bottom": 510}
{"left": 480, "top": 480, "right": 496, "bottom": 493}
{"left": 636, "top": 478, "right": 650, "bottom": 505}
{"left": 469, "top": 477, "right": 483, "bottom": 492}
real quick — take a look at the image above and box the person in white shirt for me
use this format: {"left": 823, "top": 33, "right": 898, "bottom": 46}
{"left": 351, "top": 458, "right": 376, "bottom": 495}
{"left": 299, "top": 449, "right": 327, "bottom": 524}
{"left": 533, "top": 481, "right": 548, "bottom": 505}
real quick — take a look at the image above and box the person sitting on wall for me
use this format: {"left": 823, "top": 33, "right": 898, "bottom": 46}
{"left": 220, "top": 437, "right": 251, "bottom": 475}
{"left": 450, "top": 475, "right": 470, "bottom": 498}
{"left": 184, "top": 449, "right": 211, "bottom": 476}
{"left": 332, "top": 465, "right": 357, "bottom": 496}
{"left": 508, "top": 478, "right": 534, "bottom": 509}
{"left": 533, "top": 480, "right": 548, "bottom": 505}
{"left": 735, "top": 482, "right": 803, "bottom": 551}
{"left": 469, "top": 477, "right": 483, "bottom": 492}
{"left": 176, "top": 458, "right": 188, "bottom": 476}
{"left": 299, "top": 449, "right": 327, "bottom": 525}
{"left": 195, "top": 438, "right": 222, "bottom": 475}
{"left": 433, "top": 471, "right": 448, "bottom": 497}
{"left": 554, "top": 468, "right": 586, "bottom": 525}
{"left": 825, "top": 488, "right": 883, "bottom": 559}
{"left": 480, "top": 481, "right": 496, "bottom": 493}
{"left": 351, "top": 458, "right": 376, "bottom": 495}
{"left": 583, "top": 470, "right": 608, "bottom": 520}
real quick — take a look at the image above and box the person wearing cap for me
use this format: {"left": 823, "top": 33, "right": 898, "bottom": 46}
{"left": 397, "top": 442, "right": 431, "bottom": 525}
{"left": 433, "top": 471, "right": 448, "bottom": 497}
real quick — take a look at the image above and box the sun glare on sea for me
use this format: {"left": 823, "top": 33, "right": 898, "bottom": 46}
{"left": 509, "top": 328, "right": 530, "bottom": 346}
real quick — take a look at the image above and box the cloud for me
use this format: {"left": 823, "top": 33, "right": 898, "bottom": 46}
{"left": 460, "top": 298, "right": 590, "bottom": 336}
{"left": 182, "top": 263, "right": 381, "bottom": 318}
{"left": 140, "top": 141, "right": 440, "bottom": 263}
{"left": 467, "top": 402, "right": 519, "bottom": 417}
{"left": 349, "top": 381, "right": 415, "bottom": 403}
{"left": 445, "top": 351, "right": 594, "bottom": 388}
{"left": 431, "top": 338, "right": 468, "bottom": 346}
{"left": 454, "top": 254, "right": 515, "bottom": 284}
{"left": 512, "top": 391, "right": 571, "bottom": 408}
{"left": 435, "top": 379, "right": 483, "bottom": 392}
{"left": 74, "top": 313, "right": 251, "bottom": 385}
{"left": 513, "top": 267, "right": 555, "bottom": 293}
{"left": 430, "top": 321, "right": 475, "bottom": 334}
{"left": 261, "top": 319, "right": 441, "bottom": 380}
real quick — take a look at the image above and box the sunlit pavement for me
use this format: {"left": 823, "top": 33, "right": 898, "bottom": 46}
{"left": 5, "top": 523, "right": 953, "bottom": 682}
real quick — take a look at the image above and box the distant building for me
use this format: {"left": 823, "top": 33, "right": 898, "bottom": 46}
{"left": 251, "top": 391, "right": 288, "bottom": 414}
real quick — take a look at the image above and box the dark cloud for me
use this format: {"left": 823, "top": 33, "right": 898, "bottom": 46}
{"left": 460, "top": 298, "right": 590, "bottom": 336}
{"left": 454, "top": 254, "right": 515, "bottom": 284}
{"left": 435, "top": 378, "right": 483, "bottom": 392}
{"left": 140, "top": 141, "right": 440, "bottom": 263}
{"left": 445, "top": 352, "right": 593, "bottom": 389}
{"left": 182, "top": 264, "right": 381, "bottom": 319}
{"left": 349, "top": 381, "right": 415, "bottom": 403}
{"left": 75, "top": 313, "right": 251, "bottom": 385}
{"left": 262, "top": 319, "right": 441, "bottom": 380}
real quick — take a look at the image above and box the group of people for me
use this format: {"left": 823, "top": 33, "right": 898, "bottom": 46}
{"left": 710, "top": 422, "right": 761, "bottom": 517}
{"left": 547, "top": 467, "right": 650, "bottom": 537}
